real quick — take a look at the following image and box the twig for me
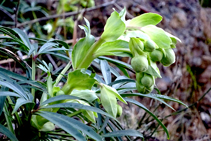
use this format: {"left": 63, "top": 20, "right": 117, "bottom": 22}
{"left": 15, "top": 0, "right": 20, "bottom": 28}
{"left": 0, "top": 7, "right": 14, "bottom": 21}
{"left": 17, "top": 0, "right": 116, "bottom": 28}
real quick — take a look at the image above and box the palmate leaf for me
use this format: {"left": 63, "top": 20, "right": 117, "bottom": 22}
{"left": 37, "top": 111, "right": 102, "bottom": 141}
{"left": 124, "top": 98, "right": 170, "bottom": 139}
{"left": 103, "top": 129, "right": 143, "bottom": 138}
{"left": 0, "top": 124, "right": 18, "bottom": 141}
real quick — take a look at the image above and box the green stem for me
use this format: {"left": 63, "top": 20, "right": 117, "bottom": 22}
{"left": 54, "top": 61, "right": 72, "bottom": 87}
{"left": 76, "top": 38, "right": 105, "bottom": 69}
{"left": 67, "top": 109, "right": 83, "bottom": 117}
{"left": 31, "top": 58, "right": 36, "bottom": 98}
{"left": 3, "top": 102, "right": 15, "bottom": 134}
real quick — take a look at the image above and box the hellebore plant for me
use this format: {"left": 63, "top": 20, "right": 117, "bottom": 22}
{"left": 0, "top": 8, "right": 186, "bottom": 141}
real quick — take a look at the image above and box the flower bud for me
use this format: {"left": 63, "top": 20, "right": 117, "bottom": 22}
{"left": 116, "top": 104, "right": 122, "bottom": 117}
{"left": 129, "top": 37, "right": 144, "bottom": 56}
{"left": 131, "top": 55, "right": 148, "bottom": 72}
{"left": 144, "top": 39, "right": 156, "bottom": 52}
{"left": 150, "top": 49, "right": 163, "bottom": 62}
{"left": 161, "top": 48, "right": 175, "bottom": 66}
{"left": 140, "top": 73, "right": 154, "bottom": 88}
{"left": 136, "top": 81, "right": 154, "bottom": 94}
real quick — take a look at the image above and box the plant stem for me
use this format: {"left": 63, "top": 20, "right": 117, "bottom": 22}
{"left": 54, "top": 61, "right": 72, "bottom": 87}
{"left": 77, "top": 37, "right": 105, "bottom": 69}
{"left": 3, "top": 102, "right": 15, "bottom": 134}
{"left": 67, "top": 109, "right": 82, "bottom": 117}
{"left": 31, "top": 58, "right": 36, "bottom": 98}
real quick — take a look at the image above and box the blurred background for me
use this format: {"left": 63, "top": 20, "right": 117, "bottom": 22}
{"left": 0, "top": 0, "right": 211, "bottom": 140}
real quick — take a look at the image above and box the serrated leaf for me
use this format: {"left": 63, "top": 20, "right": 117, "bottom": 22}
{"left": 0, "top": 124, "right": 18, "bottom": 141}
{"left": 125, "top": 98, "right": 169, "bottom": 139}
{"left": 128, "top": 13, "right": 162, "bottom": 27}
{"left": 103, "top": 129, "right": 143, "bottom": 138}
{"left": 101, "top": 11, "right": 126, "bottom": 41}
{"left": 100, "top": 60, "right": 111, "bottom": 84}
{"left": 142, "top": 25, "right": 171, "bottom": 49}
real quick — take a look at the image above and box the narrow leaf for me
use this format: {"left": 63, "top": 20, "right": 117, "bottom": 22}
{"left": 12, "top": 98, "right": 33, "bottom": 114}
{"left": 121, "top": 93, "right": 175, "bottom": 111}
{"left": 103, "top": 129, "right": 143, "bottom": 138}
{"left": 13, "top": 28, "right": 32, "bottom": 49}
{"left": 38, "top": 111, "right": 102, "bottom": 141}
{"left": 41, "top": 102, "right": 115, "bottom": 119}
{"left": 125, "top": 98, "right": 169, "bottom": 139}
{"left": 0, "top": 124, "right": 18, "bottom": 141}
{"left": 100, "top": 60, "right": 111, "bottom": 84}
{"left": 40, "top": 95, "right": 80, "bottom": 106}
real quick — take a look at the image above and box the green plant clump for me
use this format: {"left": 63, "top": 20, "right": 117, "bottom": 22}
{"left": 0, "top": 7, "right": 185, "bottom": 141}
